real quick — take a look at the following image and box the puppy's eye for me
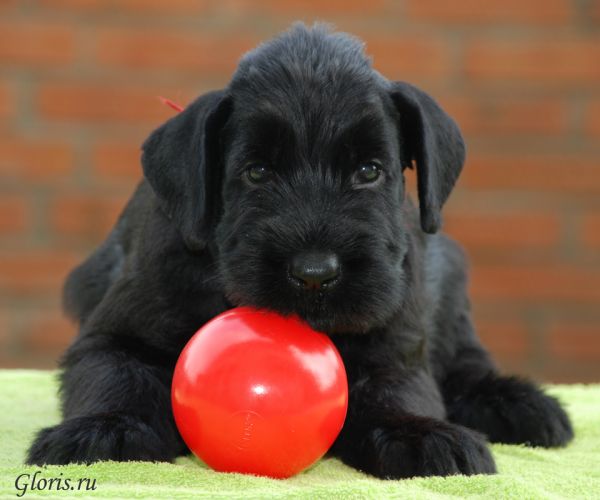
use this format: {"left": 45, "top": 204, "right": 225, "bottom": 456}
{"left": 353, "top": 162, "right": 382, "bottom": 186}
{"left": 245, "top": 164, "right": 273, "bottom": 184}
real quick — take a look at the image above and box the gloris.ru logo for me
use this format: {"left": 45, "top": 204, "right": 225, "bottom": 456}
{"left": 15, "top": 471, "right": 97, "bottom": 497}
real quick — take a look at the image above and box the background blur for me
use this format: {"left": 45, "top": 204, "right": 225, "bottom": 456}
{"left": 0, "top": 1, "right": 599, "bottom": 381}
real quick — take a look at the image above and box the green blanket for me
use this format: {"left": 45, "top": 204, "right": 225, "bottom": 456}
{"left": 0, "top": 370, "right": 598, "bottom": 499}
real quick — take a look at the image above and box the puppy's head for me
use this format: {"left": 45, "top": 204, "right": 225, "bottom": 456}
{"left": 142, "top": 23, "right": 465, "bottom": 334}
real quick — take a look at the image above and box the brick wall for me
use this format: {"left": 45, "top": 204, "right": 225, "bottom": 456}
{"left": 0, "top": 1, "right": 598, "bottom": 382}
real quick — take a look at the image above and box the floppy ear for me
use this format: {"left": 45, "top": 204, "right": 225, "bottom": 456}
{"left": 142, "top": 90, "right": 231, "bottom": 251}
{"left": 390, "top": 82, "right": 465, "bottom": 234}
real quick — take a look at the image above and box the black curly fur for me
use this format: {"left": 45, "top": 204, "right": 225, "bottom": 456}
{"left": 27, "top": 23, "right": 573, "bottom": 478}
{"left": 444, "top": 373, "right": 573, "bottom": 447}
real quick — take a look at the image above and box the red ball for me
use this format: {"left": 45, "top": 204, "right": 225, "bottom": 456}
{"left": 171, "top": 307, "right": 348, "bottom": 478}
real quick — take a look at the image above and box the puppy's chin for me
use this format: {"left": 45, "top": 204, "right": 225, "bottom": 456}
{"left": 224, "top": 289, "right": 378, "bottom": 335}
{"left": 300, "top": 315, "right": 372, "bottom": 335}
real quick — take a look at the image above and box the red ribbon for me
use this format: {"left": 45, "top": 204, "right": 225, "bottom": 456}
{"left": 158, "top": 96, "right": 184, "bottom": 113}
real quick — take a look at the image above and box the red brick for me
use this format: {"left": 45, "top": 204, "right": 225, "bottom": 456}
{"left": 406, "top": 0, "right": 571, "bottom": 25}
{"left": 582, "top": 213, "right": 600, "bottom": 249}
{"left": 465, "top": 38, "right": 600, "bottom": 85}
{"left": 40, "top": 0, "right": 211, "bottom": 13}
{"left": 441, "top": 96, "right": 567, "bottom": 136}
{"left": 39, "top": 0, "right": 103, "bottom": 9}
{"left": 95, "top": 28, "right": 259, "bottom": 73}
{"left": 548, "top": 323, "right": 600, "bottom": 362}
{"left": 50, "top": 194, "right": 127, "bottom": 239}
{"left": 541, "top": 364, "right": 600, "bottom": 384}
{"left": 585, "top": 100, "right": 600, "bottom": 138}
{"left": 122, "top": 0, "right": 212, "bottom": 12}
{"left": 0, "top": 308, "right": 8, "bottom": 350}
{"left": 469, "top": 265, "right": 600, "bottom": 303}
{"left": 0, "top": 81, "right": 14, "bottom": 120}
{"left": 0, "top": 196, "right": 29, "bottom": 236}
{"left": 0, "top": 354, "right": 57, "bottom": 369}
{"left": 366, "top": 37, "right": 452, "bottom": 79}
{"left": 0, "top": 250, "right": 79, "bottom": 296}
{"left": 593, "top": 1, "right": 600, "bottom": 22}
{"left": 37, "top": 83, "right": 196, "bottom": 124}
{"left": 21, "top": 310, "right": 76, "bottom": 354}
{"left": 92, "top": 141, "right": 143, "bottom": 182}
{"left": 224, "top": 0, "right": 385, "bottom": 15}
{"left": 444, "top": 212, "right": 560, "bottom": 249}
{"left": 0, "top": 21, "right": 75, "bottom": 67}
{"left": 463, "top": 154, "right": 600, "bottom": 194}
{"left": 0, "top": 0, "right": 17, "bottom": 11}
{"left": 475, "top": 319, "right": 530, "bottom": 359}
{"left": 0, "top": 138, "right": 74, "bottom": 182}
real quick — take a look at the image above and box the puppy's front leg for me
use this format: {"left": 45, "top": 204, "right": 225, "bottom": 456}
{"left": 329, "top": 366, "right": 496, "bottom": 479}
{"left": 26, "top": 336, "right": 185, "bottom": 465}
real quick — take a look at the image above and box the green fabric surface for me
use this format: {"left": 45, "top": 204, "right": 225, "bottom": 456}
{"left": 0, "top": 370, "right": 598, "bottom": 499}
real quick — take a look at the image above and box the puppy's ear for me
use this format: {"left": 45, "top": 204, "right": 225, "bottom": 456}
{"left": 390, "top": 82, "right": 465, "bottom": 234}
{"left": 142, "top": 90, "right": 231, "bottom": 251}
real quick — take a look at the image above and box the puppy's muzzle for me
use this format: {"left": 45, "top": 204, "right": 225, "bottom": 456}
{"left": 288, "top": 251, "right": 341, "bottom": 291}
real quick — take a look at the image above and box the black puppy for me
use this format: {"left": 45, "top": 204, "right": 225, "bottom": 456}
{"left": 27, "top": 23, "right": 573, "bottom": 478}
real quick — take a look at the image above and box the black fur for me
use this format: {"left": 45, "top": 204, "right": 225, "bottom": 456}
{"left": 27, "top": 23, "right": 573, "bottom": 478}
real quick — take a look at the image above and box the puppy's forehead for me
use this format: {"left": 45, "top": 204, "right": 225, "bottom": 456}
{"left": 229, "top": 24, "right": 388, "bottom": 124}
{"left": 238, "top": 94, "right": 383, "bottom": 130}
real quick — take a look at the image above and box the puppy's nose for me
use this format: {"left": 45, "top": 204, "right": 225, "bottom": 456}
{"left": 289, "top": 252, "right": 341, "bottom": 290}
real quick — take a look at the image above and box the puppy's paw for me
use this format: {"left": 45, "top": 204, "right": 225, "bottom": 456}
{"left": 365, "top": 417, "right": 496, "bottom": 479}
{"left": 447, "top": 375, "right": 574, "bottom": 448}
{"left": 26, "top": 413, "right": 177, "bottom": 465}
